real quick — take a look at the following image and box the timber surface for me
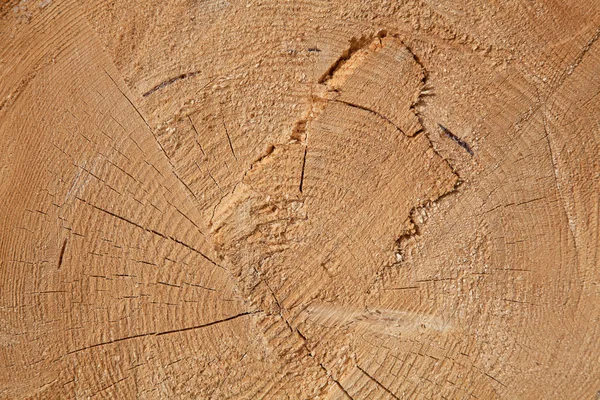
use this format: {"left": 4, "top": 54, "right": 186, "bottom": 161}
{"left": 1, "top": 1, "right": 599, "bottom": 399}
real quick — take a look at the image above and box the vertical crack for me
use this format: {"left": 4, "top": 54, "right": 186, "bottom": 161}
{"left": 57, "top": 238, "right": 67, "bottom": 269}
{"left": 299, "top": 146, "right": 307, "bottom": 193}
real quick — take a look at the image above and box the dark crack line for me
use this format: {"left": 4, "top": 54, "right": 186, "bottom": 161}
{"left": 142, "top": 71, "right": 200, "bottom": 97}
{"left": 292, "top": 325, "right": 354, "bottom": 399}
{"left": 356, "top": 365, "right": 400, "bottom": 399}
{"left": 222, "top": 118, "right": 237, "bottom": 161}
{"left": 154, "top": 311, "right": 258, "bottom": 336}
{"left": 104, "top": 67, "right": 207, "bottom": 235}
{"left": 483, "top": 371, "right": 506, "bottom": 387}
{"left": 57, "top": 238, "right": 67, "bottom": 269}
{"left": 319, "top": 363, "right": 355, "bottom": 399}
{"left": 331, "top": 99, "right": 407, "bottom": 136}
{"left": 75, "top": 196, "right": 224, "bottom": 270}
{"left": 103, "top": 67, "right": 153, "bottom": 133}
{"left": 438, "top": 123, "right": 474, "bottom": 156}
{"left": 252, "top": 264, "right": 296, "bottom": 334}
{"left": 299, "top": 146, "right": 307, "bottom": 193}
{"left": 65, "top": 311, "right": 258, "bottom": 356}
{"left": 188, "top": 116, "right": 206, "bottom": 156}
{"left": 91, "top": 375, "right": 130, "bottom": 397}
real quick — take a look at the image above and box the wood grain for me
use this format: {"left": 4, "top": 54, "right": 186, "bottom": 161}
{"left": 1, "top": 0, "right": 599, "bottom": 398}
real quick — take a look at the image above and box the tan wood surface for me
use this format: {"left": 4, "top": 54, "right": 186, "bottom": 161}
{"left": 1, "top": 1, "right": 599, "bottom": 398}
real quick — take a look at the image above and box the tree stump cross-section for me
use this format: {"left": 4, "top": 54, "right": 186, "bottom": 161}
{"left": 1, "top": 1, "right": 600, "bottom": 399}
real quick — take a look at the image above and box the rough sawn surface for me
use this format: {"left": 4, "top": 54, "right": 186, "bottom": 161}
{"left": 1, "top": 1, "right": 599, "bottom": 399}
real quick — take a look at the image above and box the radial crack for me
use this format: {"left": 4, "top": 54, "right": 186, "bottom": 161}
{"left": 65, "top": 311, "right": 259, "bottom": 356}
{"left": 57, "top": 238, "right": 67, "bottom": 269}
{"left": 142, "top": 71, "right": 200, "bottom": 97}
{"left": 75, "top": 196, "right": 224, "bottom": 269}
{"left": 356, "top": 365, "right": 400, "bottom": 400}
